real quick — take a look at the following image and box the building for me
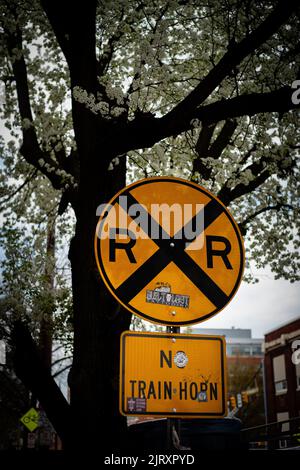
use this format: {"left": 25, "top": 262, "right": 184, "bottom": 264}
{"left": 188, "top": 327, "right": 265, "bottom": 426}
{"left": 264, "top": 317, "right": 300, "bottom": 425}
{"left": 189, "top": 327, "right": 263, "bottom": 364}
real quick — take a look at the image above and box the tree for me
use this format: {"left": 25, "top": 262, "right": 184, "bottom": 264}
{"left": 0, "top": 0, "right": 299, "bottom": 452}
{"left": 228, "top": 359, "right": 264, "bottom": 428}
{"left": 0, "top": 176, "right": 73, "bottom": 449}
{"left": 0, "top": 165, "right": 74, "bottom": 358}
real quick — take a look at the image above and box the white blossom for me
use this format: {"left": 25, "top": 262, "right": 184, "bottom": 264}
{"left": 111, "top": 107, "right": 125, "bottom": 117}
{"left": 73, "top": 86, "right": 109, "bottom": 116}
{"left": 156, "top": 145, "right": 164, "bottom": 160}
{"left": 54, "top": 142, "right": 63, "bottom": 152}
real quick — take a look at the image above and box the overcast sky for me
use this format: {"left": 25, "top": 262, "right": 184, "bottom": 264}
{"left": 193, "top": 270, "right": 300, "bottom": 339}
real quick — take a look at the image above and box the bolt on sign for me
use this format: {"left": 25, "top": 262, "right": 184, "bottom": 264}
{"left": 119, "top": 331, "right": 227, "bottom": 418}
{"left": 95, "top": 177, "right": 244, "bottom": 326}
{"left": 20, "top": 407, "right": 39, "bottom": 432}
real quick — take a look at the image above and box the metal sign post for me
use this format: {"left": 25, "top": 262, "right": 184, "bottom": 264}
{"left": 166, "top": 325, "right": 180, "bottom": 451}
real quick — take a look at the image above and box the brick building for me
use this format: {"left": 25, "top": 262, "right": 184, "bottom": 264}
{"left": 264, "top": 317, "right": 300, "bottom": 425}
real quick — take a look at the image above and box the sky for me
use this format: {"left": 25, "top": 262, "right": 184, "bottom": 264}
{"left": 192, "top": 271, "right": 300, "bottom": 338}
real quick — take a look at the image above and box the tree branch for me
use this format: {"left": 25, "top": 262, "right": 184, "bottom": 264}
{"left": 218, "top": 156, "right": 271, "bottom": 206}
{"left": 221, "top": 171, "right": 272, "bottom": 206}
{"left": 0, "top": 168, "right": 38, "bottom": 211}
{"left": 42, "top": 0, "right": 107, "bottom": 179}
{"left": 126, "top": 1, "right": 170, "bottom": 99}
{"left": 209, "top": 119, "right": 238, "bottom": 159}
{"left": 42, "top": 0, "right": 97, "bottom": 91}
{"left": 51, "top": 355, "right": 72, "bottom": 368}
{"left": 159, "top": 85, "right": 299, "bottom": 142}
{"left": 97, "top": 6, "right": 127, "bottom": 77}
{"left": 239, "top": 203, "right": 295, "bottom": 235}
{"left": 4, "top": 18, "right": 68, "bottom": 190}
{"left": 6, "top": 29, "right": 40, "bottom": 158}
{"left": 195, "top": 123, "right": 216, "bottom": 157}
{"left": 192, "top": 123, "right": 216, "bottom": 180}
{"left": 192, "top": 119, "right": 237, "bottom": 181}
{"left": 112, "top": 0, "right": 298, "bottom": 155}
{"left": 191, "top": 86, "right": 299, "bottom": 125}
{"left": 52, "top": 364, "right": 71, "bottom": 379}
{"left": 117, "top": 84, "right": 299, "bottom": 154}
{"left": 160, "top": 0, "right": 297, "bottom": 130}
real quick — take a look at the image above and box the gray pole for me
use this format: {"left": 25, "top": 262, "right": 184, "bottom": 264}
{"left": 166, "top": 325, "right": 180, "bottom": 451}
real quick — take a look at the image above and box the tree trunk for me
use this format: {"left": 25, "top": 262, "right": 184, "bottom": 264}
{"left": 68, "top": 153, "right": 131, "bottom": 452}
{"left": 39, "top": 216, "right": 56, "bottom": 371}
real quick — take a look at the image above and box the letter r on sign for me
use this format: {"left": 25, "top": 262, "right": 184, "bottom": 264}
{"left": 109, "top": 228, "right": 137, "bottom": 263}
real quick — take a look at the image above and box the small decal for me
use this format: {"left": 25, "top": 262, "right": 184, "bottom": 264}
{"left": 198, "top": 391, "right": 208, "bottom": 402}
{"left": 174, "top": 351, "right": 188, "bottom": 368}
{"left": 127, "top": 397, "right": 147, "bottom": 412}
{"left": 146, "top": 282, "right": 189, "bottom": 308}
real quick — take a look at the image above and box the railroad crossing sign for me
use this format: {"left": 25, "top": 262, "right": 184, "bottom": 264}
{"left": 20, "top": 407, "right": 39, "bottom": 432}
{"left": 95, "top": 177, "right": 244, "bottom": 325}
{"left": 119, "top": 331, "right": 227, "bottom": 418}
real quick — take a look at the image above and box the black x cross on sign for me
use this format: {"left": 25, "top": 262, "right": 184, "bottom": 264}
{"left": 95, "top": 177, "right": 244, "bottom": 326}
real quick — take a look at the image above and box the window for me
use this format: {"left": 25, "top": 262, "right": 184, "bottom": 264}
{"left": 277, "top": 412, "right": 290, "bottom": 432}
{"left": 243, "top": 347, "right": 251, "bottom": 356}
{"left": 275, "top": 380, "right": 288, "bottom": 394}
{"left": 231, "top": 345, "right": 251, "bottom": 356}
{"left": 273, "top": 355, "right": 287, "bottom": 395}
{"left": 252, "top": 345, "right": 263, "bottom": 356}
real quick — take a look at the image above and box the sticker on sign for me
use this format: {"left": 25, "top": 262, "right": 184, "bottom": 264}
{"left": 119, "top": 331, "right": 227, "bottom": 418}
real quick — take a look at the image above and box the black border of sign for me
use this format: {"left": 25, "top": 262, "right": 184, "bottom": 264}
{"left": 120, "top": 331, "right": 227, "bottom": 418}
{"left": 95, "top": 177, "right": 245, "bottom": 326}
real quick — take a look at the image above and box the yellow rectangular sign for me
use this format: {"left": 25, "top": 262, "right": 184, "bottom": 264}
{"left": 119, "top": 331, "right": 227, "bottom": 418}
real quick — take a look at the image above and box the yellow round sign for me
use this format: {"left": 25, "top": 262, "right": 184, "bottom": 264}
{"left": 95, "top": 177, "right": 245, "bottom": 326}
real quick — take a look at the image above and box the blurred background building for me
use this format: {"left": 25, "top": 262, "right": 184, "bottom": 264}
{"left": 186, "top": 327, "right": 264, "bottom": 427}
{"left": 264, "top": 317, "right": 300, "bottom": 426}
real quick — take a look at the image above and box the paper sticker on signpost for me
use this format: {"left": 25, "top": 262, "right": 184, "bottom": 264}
{"left": 95, "top": 177, "right": 245, "bottom": 326}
